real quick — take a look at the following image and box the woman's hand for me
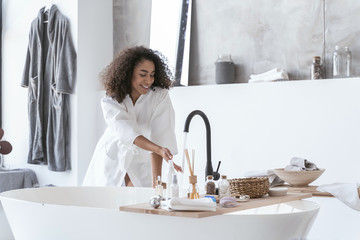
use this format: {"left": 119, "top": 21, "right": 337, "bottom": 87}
{"left": 157, "top": 147, "right": 183, "bottom": 173}
{"left": 173, "top": 162, "right": 183, "bottom": 173}
{"left": 133, "top": 136, "right": 184, "bottom": 178}
{"left": 157, "top": 147, "right": 173, "bottom": 161}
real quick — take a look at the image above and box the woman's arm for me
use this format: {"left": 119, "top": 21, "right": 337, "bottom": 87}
{"left": 134, "top": 135, "right": 182, "bottom": 186}
{"left": 133, "top": 135, "right": 173, "bottom": 160}
{"left": 151, "top": 152, "right": 163, "bottom": 187}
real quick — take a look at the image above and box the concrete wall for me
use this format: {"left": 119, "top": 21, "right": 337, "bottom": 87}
{"left": 113, "top": 0, "right": 151, "bottom": 54}
{"left": 113, "top": 0, "right": 360, "bottom": 85}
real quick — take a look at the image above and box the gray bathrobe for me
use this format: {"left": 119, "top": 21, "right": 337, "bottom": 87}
{"left": 21, "top": 5, "right": 76, "bottom": 171}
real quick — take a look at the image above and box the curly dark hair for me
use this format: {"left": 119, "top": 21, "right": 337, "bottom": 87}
{"left": 100, "top": 46, "right": 174, "bottom": 103}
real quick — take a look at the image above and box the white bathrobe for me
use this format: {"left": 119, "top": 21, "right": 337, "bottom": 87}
{"left": 83, "top": 88, "right": 178, "bottom": 187}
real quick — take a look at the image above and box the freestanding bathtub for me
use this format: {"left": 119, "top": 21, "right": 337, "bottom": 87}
{"left": 0, "top": 186, "right": 319, "bottom": 240}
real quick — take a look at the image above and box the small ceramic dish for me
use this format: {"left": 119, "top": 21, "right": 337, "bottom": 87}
{"left": 268, "top": 187, "right": 288, "bottom": 197}
{"left": 235, "top": 195, "right": 250, "bottom": 202}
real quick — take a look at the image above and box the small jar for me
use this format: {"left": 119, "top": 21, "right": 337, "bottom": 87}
{"left": 218, "top": 175, "right": 230, "bottom": 199}
{"left": 205, "top": 175, "right": 216, "bottom": 195}
{"left": 215, "top": 54, "right": 235, "bottom": 84}
{"left": 310, "top": 56, "right": 323, "bottom": 80}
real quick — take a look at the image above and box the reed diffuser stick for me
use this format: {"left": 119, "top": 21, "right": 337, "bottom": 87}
{"left": 185, "top": 148, "right": 199, "bottom": 199}
{"left": 184, "top": 149, "right": 193, "bottom": 176}
{"left": 192, "top": 149, "right": 195, "bottom": 173}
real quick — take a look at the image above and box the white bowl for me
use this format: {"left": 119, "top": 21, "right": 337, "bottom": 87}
{"left": 269, "top": 187, "right": 288, "bottom": 196}
{"left": 273, "top": 168, "right": 325, "bottom": 187}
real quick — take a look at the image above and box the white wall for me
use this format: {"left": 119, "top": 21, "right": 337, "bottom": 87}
{"left": 169, "top": 78, "right": 360, "bottom": 239}
{"left": 2, "top": 0, "right": 112, "bottom": 186}
{"left": 76, "top": 0, "right": 113, "bottom": 185}
{"left": 170, "top": 78, "right": 360, "bottom": 187}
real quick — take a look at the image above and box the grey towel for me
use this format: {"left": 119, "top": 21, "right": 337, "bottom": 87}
{"left": 244, "top": 170, "right": 285, "bottom": 187}
{"left": 0, "top": 168, "right": 39, "bottom": 193}
{"left": 285, "top": 157, "right": 318, "bottom": 171}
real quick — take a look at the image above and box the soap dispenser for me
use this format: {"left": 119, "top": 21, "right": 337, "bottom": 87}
{"left": 170, "top": 174, "right": 179, "bottom": 198}
{"left": 166, "top": 160, "right": 175, "bottom": 199}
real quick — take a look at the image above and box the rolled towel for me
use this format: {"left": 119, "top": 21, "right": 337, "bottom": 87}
{"left": 317, "top": 183, "right": 360, "bottom": 211}
{"left": 162, "top": 197, "right": 216, "bottom": 212}
{"left": 248, "top": 78, "right": 266, "bottom": 83}
{"left": 285, "top": 157, "right": 318, "bottom": 171}
{"left": 244, "top": 169, "right": 284, "bottom": 187}
{"left": 250, "top": 68, "right": 282, "bottom": 79}
{"left": 249, "top": 68, "right": 289, "bottom": 83}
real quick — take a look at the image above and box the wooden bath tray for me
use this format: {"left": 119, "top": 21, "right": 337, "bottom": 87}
{"left": 274, "top": 185, "right": 333, "bottom": 197}
{"left": 276, "top": 185, "right": 360, "bottom": 198}
{"left": 119, "top": 192, "right": 311, "bottom": 218}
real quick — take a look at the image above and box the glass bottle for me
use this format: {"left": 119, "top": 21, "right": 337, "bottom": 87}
{"left": 166, "top": 160, "right": 175, "bottom": 199}
{"left": 188, "top": 175, "right": 199, "bottom": 199}
{"left": 205, "top": 175, "right": 216, "bottom": 195}
{"left": 344, "top": 46, "right": 352, "bottom": 77}
{"left": 155, "top": 176, "right": 163, "bottom": 197}
{"left": 218, "top": 175, "right": 230, "bottom": 199}
{"left": 310, "top": 56, "right": 323, "bottom": 80}
{"left": 333, "top": 45, "right": 341, "bottom": 78}
{"left": 170, "top": 174, "right": 179, "bottom": 198}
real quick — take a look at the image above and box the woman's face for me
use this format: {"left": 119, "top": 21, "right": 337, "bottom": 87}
{"left": 130, "top": 59, "right": 155, "bottom": 102}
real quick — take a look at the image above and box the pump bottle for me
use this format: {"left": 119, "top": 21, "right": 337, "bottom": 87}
{"left": 170, "top": 174, "right": 179, "bottom": 198}
{"left": 166, "top": 160, "right": 175, "bottom": 199}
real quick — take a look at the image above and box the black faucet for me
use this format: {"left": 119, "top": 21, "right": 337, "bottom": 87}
{"left": 184, "top": 110, "right": 221, "bottom": 180}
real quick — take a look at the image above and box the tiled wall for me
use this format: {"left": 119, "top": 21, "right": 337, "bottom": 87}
{"left": 113, "top": 0, "right": 360, "bottom": 85}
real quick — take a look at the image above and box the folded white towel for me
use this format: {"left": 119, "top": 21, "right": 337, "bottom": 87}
{"left": 285, "top": 157, "right": 318, "bottom": 171}
{"left": 317, "top": 183, "right": 360, "bottom": 211}
{"left": 250, "top": 68, "right": 281, "bottom": 79}
{"left": 244, "top": 169, "right": 284, "bottom": 187}
{"left": 248, "top": 68, "right": 289, "bottom": 83}
{"left": 162, "top": 197, "right": 216, "bottom": 212}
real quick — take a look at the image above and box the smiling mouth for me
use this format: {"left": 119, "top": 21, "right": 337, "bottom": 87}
{"left": 141, "top": 84, "right": 150, "bottom": 89}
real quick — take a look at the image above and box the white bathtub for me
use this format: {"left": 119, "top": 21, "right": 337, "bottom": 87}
{"left": 0, "top": 186, "right": 319, "bottom": 240}
{"left": 0, "top": 202, "right": 14, "bottom": 240}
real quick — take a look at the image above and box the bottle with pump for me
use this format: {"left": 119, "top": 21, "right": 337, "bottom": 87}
{"left": 218, "top": 175, "right": 230, "bottom": 199}
{"left": 166, "top": 160, "right": 175, "bottom": 199}
{"left": 155, "top": 176, "right": 163, "bottom": 197}
{"left": 170, "top": 174, "right": 179, "bottom": 198}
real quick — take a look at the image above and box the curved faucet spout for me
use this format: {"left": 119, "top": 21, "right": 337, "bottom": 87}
{"left": 184, "top": 110, "right": 219, "bottom": 180}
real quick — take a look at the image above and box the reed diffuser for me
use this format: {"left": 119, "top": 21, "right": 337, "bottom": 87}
{"left": 185, "top": 149, "right": 199, "bottom": 199}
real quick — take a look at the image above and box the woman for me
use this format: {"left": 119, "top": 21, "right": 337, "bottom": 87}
{"left": 83, "top": 46, "right": 182, "bottom": 187}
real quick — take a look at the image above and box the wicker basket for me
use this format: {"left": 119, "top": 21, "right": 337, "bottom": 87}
{"left": 229, "top": 177, "right": 270, "bottom": 198}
